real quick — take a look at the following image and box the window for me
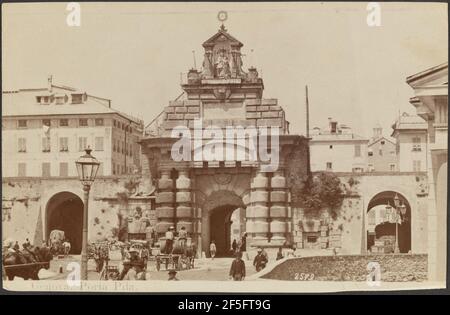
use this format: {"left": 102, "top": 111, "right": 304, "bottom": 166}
{"left": 368, "top": 164, "right": 374, "bottom": 172}
{"left": 42, "top": 119, "right": 51, "bottom": 127}
{"left": 307, "top": 236, "right": 318, "bottom": 243}
{"left": 329, "top": 145, "right": 333, "bottom": 149}
{"left": 354, "top": 144, "right": 361, "bottom": 157}
{"left": 326, "top": 162, "right": 332, "bottom": 171}
{"left": 113, "top": 120, "right": 116, "bottom": 128}
{"left": 412, "top": 137, "right": 421, "bottom": 151}
{"left": 79, "top": 137, "right": 87, "bottom": 151}
{"left": 42, "top": 137, "right": 51, "bottom": 152}
{"left": 379, "top": 149, "right": 383, "bottom": 156}
{"left": 18, "top": 120, "right": 27, "bottom": 128}
{"left": 118, "top": 122, "right": 121, "bottom": 129}
{"left": 95, "top": 137, "right": 104, "bottom": 151}
{"left": 95, "top": 118, "right": 104, "bottom": 126}
{"left": 72, "top": 94, "right": 83, "bottom": 104}
{"left": 55, "top": 96, "right": 65, "bottom": 105}
{"left": 413, "top": 160, "right": 422, "bottom": 172}
{"left": 59, "top": 137, "right": 69, "bottom": 152}
{"left": 60, "top": 119, "right": 69, "bottom": 127}
{"left": 352, "top": 167, "right": 363, "bottom": 173}
{"left": 59, "top": 162, "right": 68, "bottom": 177}
{"left": 18, "top": 163, "right": 26, "bottom": 177}
{"left": 18, "top": 138, "right": 26, "bottom": 152}
{"left": 368, "top": 211, "right": 376, "bottom": 225}
{"left": 79, "top": 118, "right": 88, "bottom": 127}
{"left": 381, "top": 140, "right": 385, "bottom": 145}
{"left": 368, "top": 150, "right": 373, "bottom": 157}
{"left": 42, "top": 163, "right": 51, "bottom": 177}
{"left": 330, "top": 122, "right": 337, "bottom": 133}
{"left": 390, "top": 164, "right": 396, "bottom": 172}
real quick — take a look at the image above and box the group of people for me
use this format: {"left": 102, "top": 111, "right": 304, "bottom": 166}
{"left": 228, "top": 247, "right": 269, "bottom": 281}
{"left": 3, "top": 238, "right": 34, "bottom": 255}
{"left": 164, "top": 226, "right": 188, "bottom": 254}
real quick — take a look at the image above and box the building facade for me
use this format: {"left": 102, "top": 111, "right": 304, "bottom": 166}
{"left": 309, "top": 118, "right": 368, "bottom": 172}
{"left": 2, "top": 78, "right": 144, "bottom": 178}
{"left": 391, "top": 112, "right": 428, "bottom": 172}
{"left": 407, "top": 62, "right": 448, "bottom": 282}
{"left": 367, "top": 125, "right": 398, "bottom": 172}
{"left": 141, "top": 25, "right": 309, "bottom": 256}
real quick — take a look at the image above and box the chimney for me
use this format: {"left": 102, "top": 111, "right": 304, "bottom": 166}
{"left": 48, "top": 75, "right": 53, "bottom": 92}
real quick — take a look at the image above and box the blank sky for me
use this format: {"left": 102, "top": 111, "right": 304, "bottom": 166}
{"left": 2, "top": 2, "right": 447, "bottom": 138}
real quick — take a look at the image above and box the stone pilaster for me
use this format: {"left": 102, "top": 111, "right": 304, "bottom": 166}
{"left": 269, "top": 169, "right": 289, "bottom": 246}
{"left": 155, "top": 169, "right": 175, "bottom": 235}
{"left": 246, "top": 172, "right": 269, "bottom": 246}
{"left": 175, "top": 170, "right": 193, "bottom": 234}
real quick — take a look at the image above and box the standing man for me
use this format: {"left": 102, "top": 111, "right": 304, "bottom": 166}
{"left": 240, "top": 232, "right": 247, "bottom": 252}
{"left": 231, "top": 239, "right": 237, "bottom": 255}
{"left": 178, "top": 226, "right": 188, "bottom": 253}
{"left": 165, "top": 226, "right": 175, "bottom": 254}
{"left": 209, "top": 240, "right": 217, "bottom": 260}
{"left": 253, "top": 247, "right": 268, "bottom": 272}
{"left": 229, "top": 252, "right": 246, "bottom": 281}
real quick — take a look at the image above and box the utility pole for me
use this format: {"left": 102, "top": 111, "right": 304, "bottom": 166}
{"left": 305, "top": 85, "right": 310, "bottom": 138}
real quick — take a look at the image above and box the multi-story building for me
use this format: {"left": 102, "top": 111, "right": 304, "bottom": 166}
{"left": 391, "top": 112, "right": 428, "bottom": 172}
{"left": 407, "top": 62, "right": 448, "bottom": 282}
{"left": 309, "top": 118, "right": 369, "bottom": 172}
{"left": 2, "top": 77, "right": 144, "bottom": 178}
{"left": 367, "top": 125, "right": 397, "bottom": 172}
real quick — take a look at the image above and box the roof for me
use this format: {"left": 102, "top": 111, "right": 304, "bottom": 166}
{"left": 202, "top": 27, "right": 243, "bottom": 48}
{"left": 391, "top": 112, "right": 427, "bottom": 136}
{"left": 2, "top": 84, "right": 143, "bottom": 125}
{"left": 368, "top": 136, "right": 396, "bottom": 147}
{"left": 406, "top": 62, "right": 448, "bottom": 86}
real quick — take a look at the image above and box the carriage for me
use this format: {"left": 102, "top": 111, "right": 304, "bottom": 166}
{"left": 154, "top": 238, "right": 195, "bottom": 271}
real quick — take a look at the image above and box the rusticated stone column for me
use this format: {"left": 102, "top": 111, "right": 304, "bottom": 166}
{"left": 155, "top": 169, "right": 175, "bottom": 236}
{"left": 175, "top": 170, "right": 193, "bottom": 234}
{"left": 269, "top": 169, "right": 289, "bottom": 245}
{"left": 246, "top": 172, "right": 269, "bottom": 246}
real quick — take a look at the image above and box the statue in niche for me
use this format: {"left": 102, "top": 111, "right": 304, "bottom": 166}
{"left": 202, "top": 50, "right": 214, "bottom": 78}
{"left": 231, "top": 49, "right": 245, "bottom": 77}
{"left": 214, "top": 49, "right": 231, "bottom": 78}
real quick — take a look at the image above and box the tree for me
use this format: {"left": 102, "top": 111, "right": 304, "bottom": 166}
{"left": 299, "top": 172, "right": 344, "bottom": 220}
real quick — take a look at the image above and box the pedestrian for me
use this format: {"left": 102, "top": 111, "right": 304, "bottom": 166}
{"left": 209, "top": 240, "right": 217, "bottom": 259}
{"left": 229, "top": 251, "right": 246, "bottom": 281}
{"left": 276, "top": 247, "right": 284, "bottom": 260}
{"left": 253, "top": 247, "right": 268, "bottom": 272}
{"left": 168, "top": 269, "right": 179, "bottom": 281}
{"left": 25, "top": 238, "right": 31, "bottom": 248}
{"left": 231, "top": 239, "right": 237, "bottom": 254}
{"left": 178, "top": 226, "right": 188, "bottom": 252}
{"left": 165, "top": 226, "right": 175, "bottom": 254}
{"left": 241, "top": 232, "right": 247, "bottom": 252}
{"left": 13, "top": 241, "right": 20, "bottom": 251}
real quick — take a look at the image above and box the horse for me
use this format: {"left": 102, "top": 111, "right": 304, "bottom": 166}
{"left": 3, "top": 246, "right": 53, "bottom": 280}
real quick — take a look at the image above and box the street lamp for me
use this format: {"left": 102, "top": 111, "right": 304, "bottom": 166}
{"left": 75, "top": 147, "right": 100, "bottom": 280}
{"left": 391, "top": 193, "right": 404, "bottom": 254}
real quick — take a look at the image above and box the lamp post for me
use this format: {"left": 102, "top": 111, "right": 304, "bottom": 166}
{"left": 75, "top": 148, "right": 100, "bottom": 280}
{"left": 391, "top": 193, "right": 406, "bottom": 254}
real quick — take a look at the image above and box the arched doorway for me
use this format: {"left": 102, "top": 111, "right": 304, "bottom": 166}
{"left": 201, "top": 190, "right": 246, "bottom": 257}
{"left": 366, "top": 191, "right": 411, "bottom": 253}
{"left": 209, "top": 206, "right": 244, "bottom": 257}
{"left": 46, "top": 192, "right": 83, "bottom": 254}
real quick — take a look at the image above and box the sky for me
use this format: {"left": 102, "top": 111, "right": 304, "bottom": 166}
{"left": 2, "top": 2, "right": 448, "bottom": 138}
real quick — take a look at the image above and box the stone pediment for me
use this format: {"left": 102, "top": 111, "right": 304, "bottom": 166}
{"left": 407, "top": 62, "right": 448, "bottom": 88}
{"left": 202, "top": 29, "right": 243, "bottom": 48}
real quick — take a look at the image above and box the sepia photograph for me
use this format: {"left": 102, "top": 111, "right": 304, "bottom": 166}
{"left": 1, "top": 2, "right": 448, "bottom": 295}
